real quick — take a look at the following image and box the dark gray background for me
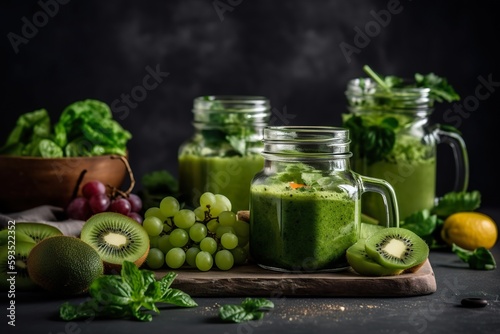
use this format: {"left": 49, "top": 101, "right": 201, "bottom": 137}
{"left": 1, "top": 0, "right": 499, "bottom": 207}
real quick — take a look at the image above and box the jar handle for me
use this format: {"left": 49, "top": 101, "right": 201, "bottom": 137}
{"left": 434, "top": 126, "right": 470, "bottom": 192}
{"left": 359, "top": 175, "right": 399, "bottom": 227}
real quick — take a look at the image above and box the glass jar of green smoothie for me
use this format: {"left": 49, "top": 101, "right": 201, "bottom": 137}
{"left": 343, "top": 78, "right": 469, "bottom": 223}
{"left": 249, "top": 126, "right": 399, "bottom": 272}
{"left": 178, "top": 95, "right": 271, "bottom": 212}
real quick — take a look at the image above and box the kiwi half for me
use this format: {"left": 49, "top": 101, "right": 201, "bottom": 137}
{"left": 0, "top": 223, "right": 63, "bottom": 246}
{"left": 346, "top": 239, "right": 403, "bottom": 276}
{"left": 365, "top": 227, "right": 429, "bottom": 270}
{"left": 0, "top": 242, "right": 37, "bottom": 291}
{"left": 80, "top": 212, "right": 150, "bottom": 272}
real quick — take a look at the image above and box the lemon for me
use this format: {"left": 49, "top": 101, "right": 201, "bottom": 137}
{"left": 441, "top": 212, "right": 498, "bottom": 250}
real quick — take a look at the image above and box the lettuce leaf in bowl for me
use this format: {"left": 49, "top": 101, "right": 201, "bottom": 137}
{"left": 1, "top": 99, "right": 131, "bottom": 158}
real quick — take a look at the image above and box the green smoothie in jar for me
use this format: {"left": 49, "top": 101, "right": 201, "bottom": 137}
{"left": 178, "top": 96, "right": 270, "bottom": 212}
{"left": 343, "top": 66, "right": 468, "bottom": 223}
{"left": 250, "top": 181, "right": 359, "bottom": 271}
{"left": 249, "top": 126, "right": 399, "bottom": 272}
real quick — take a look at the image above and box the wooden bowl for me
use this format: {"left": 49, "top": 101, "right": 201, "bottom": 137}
{"left": 0, "top": 155, "right": 128, "bottom": 213}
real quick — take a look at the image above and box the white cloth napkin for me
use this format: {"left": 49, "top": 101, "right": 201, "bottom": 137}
{"left": 0, "top": 205, "right": 85, "bottom": 237}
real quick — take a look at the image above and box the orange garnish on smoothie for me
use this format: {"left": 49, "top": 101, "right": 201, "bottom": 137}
{"left": 289, "top": 182, "right": 306, "bottom": 189}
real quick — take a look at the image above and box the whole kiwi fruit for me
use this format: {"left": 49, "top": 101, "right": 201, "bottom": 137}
{"left": 27, "top": 236, "right": 104, "bottom": 295}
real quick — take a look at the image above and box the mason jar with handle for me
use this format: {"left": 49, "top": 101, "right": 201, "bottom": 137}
{"left": 343, "top": 78, "right": 469, "bottom": 223}
{"left": 249, "top": 126, "right": 399, "bottom": 272}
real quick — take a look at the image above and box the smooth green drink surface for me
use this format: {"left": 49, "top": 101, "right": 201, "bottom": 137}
{"left": 179, "top": 154, "right": 264, "bottom": 212}
{"left": 250, "top": 183, "right": 359, "bottom": 271}
{"left": 362, "top": 158, "right": 436, "bottom": 222}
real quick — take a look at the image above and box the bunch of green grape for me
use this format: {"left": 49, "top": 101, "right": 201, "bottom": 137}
{"left": 142, "top": 192, "right": 250, "bottom": 271}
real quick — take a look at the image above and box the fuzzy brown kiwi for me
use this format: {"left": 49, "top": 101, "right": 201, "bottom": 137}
{"left": 364, "top": 227, "right": 429, "bottom": 270}
{"left": 27, "top": 236, "right": 103, "bottom": 295}
{"left": 80, "top": 212, "right": 150, "bottom": 273}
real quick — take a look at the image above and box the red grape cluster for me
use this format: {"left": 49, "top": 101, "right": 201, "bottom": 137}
{"left": 66, "top": 180, "right": 143, "bottom": 223}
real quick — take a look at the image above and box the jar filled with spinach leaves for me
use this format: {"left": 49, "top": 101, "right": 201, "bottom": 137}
{"left": 343, "top": 71, "right": 469, "bottom": 223}
{"left": 178, "top": 95, "right": 271, "bottom": 212}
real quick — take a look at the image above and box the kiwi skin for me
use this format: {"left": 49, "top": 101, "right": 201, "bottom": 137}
{"left": 365, "top": 227, "right": 429, "bottom": 270}
{"left": 80, "top": 212, "right": 150, "bottom": 273}
{"left": 27, "top": 236, "right": 104, "bottom": 296}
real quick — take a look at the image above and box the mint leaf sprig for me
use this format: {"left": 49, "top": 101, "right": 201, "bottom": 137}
{"left": 59, "top": 261, "right": 197, "bottom": 322}
{"left": 219, "top": 298, "right": 274, "bottom": 323}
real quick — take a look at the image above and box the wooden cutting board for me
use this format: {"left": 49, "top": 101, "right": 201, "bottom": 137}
{"left": 154, "top": 259, "right": 436, "bottom": 297}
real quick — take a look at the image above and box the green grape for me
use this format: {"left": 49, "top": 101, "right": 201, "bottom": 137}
{"left": 185, "top": 246, "right": 201, "bottom": 267}
{"left": 216, "top": 225, "right": 235, "bottom": 238}
{"left": 206, "top": 220, "right": 220, "bottom": 233}
{"left": 195, "top": 251, "right": 213, "bottom": 271}
{"left": 146, "top": 248, "right": 165, "bottom": 269}
{"left": 163, "top": 219, "right": 174, "bottom": 233}
{"left": 234, "top": 219, "right": 250, "bottom": 237}
{"left": 158, "top": 234, "right": 174, "bottom": 254}
{"left": 215, "top": 194, "right": 232, "bottom": 212}
{"left": 199, "top": 237, "right": 217, "bottom": 254}
{"left": 199, "top": 192, "right": 216, "bottom": 208}
{"left": 215, "top": 250, "right": 234, "bottom": 270}
{"left": 149, "top": 235, "right": 160, "bottom": 248}
{"left": 165, "top": 247, "right": 186, "bottom": 269}
{"left": 209, "top": 202, "right": 225, "bottom": 217}
{"left": 144, "top": 207, "right": 168, "bottom": 221}
{"left": 169, "top": 228, "right": 189, "bottom": 247}
{"left": 160, "top": 196, "right": 180, "bottom": 217}
{"left": 237, "top": 235, "right": 249, "bottom": 247}
{"left": 173, "top": 209, "right": 196, "bottom": 229}
{"left": 193, "top": 206, "right": 205, "bottom": 221}
{"left": 219, "top": 211, "right": 236, "bottom": 227}
{"left": 221, "top": 232, "right": 238, "bottom": 250}
{"left": 230, "top": 246, "right": 248, "bottom": 265}
{"left": 189, "top": 223, "right": 207, "bottom": 243}
{"left": 143, "top": 216, "right": 163, "bottom": 237}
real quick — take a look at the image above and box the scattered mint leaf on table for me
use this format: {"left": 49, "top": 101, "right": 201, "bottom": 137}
{"left": 59, "top": 261, "right": 197, "bottom": 322}
{"left": 219, "top": 298, "right": 274, "bottom": 323}
{"left": 452, "top": 244, "right": 497, "bottom": 270}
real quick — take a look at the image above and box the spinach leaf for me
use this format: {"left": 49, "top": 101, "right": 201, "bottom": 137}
{"left": 362, "top": 65, "right": 460, "bottom": 103}
{"left": 343, "top": 114, "right": 398, "bottom": 164}
{"left": 0, "top": 109, "right": 51, "bottom": 155}
{"left": 59, "top": 261, "right": 197, "bottom": 322}
{"left": 219, "top": 298, "right": 274, "bottom": 323}
{"left": 452, "top": 244, "right": 496, "bottom": 270}
{"left": 1, "top": 99, "right": 132, "bottom": 157}
{"left": 400, "top": 209, "right": 440, "bottom": 238}
{"left": 414, "top": 72, "right": 460, "bottom": 103}
{"left": 432, "top": 191, "right": 481, "bottom": 217}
